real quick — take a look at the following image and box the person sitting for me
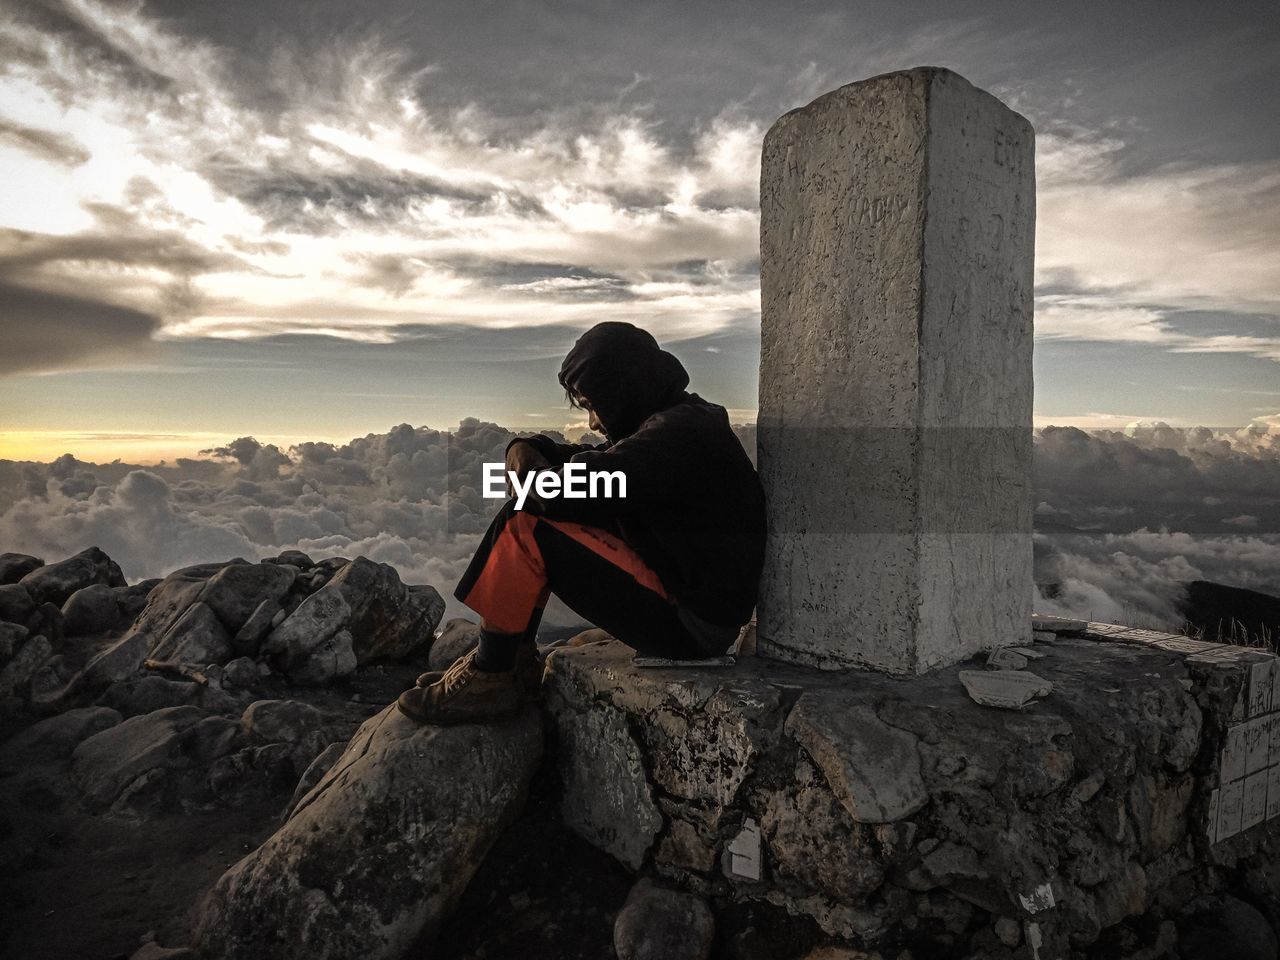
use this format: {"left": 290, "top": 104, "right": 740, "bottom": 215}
{"left": 397, "top": 321, "right": 766, "bottom": 725}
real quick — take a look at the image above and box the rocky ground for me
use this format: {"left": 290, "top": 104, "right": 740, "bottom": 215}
{"left": 0, "top": 546, "right": 648, "bottom": 960}
{"left": 3, "top": 547, "right": 1280, "bottom": 960}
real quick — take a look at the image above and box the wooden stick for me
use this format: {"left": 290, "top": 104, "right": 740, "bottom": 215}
{"left": 142, "top": 659, "right": 210, "bottom": 685}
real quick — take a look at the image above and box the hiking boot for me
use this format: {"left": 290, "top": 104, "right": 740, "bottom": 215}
{"left": 397, "top": 648, "right": 524, "bottom": 725}
{"left": 414, "top": 641, "right": 544, "bottom": 700}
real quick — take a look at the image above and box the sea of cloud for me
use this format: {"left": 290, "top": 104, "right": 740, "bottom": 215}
{"left": 2, "top": 419, "right": 1278, "bottom": 631}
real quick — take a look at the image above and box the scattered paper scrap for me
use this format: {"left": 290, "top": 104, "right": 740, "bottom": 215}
{"left": 725, "top": 817, "right": 762, "bottom": 881}
{"left": 1018, "top": 882, "right": 1057, "bottom": 914}
{"left": 959, "top": 670, "right": 1053, "bottom": 709}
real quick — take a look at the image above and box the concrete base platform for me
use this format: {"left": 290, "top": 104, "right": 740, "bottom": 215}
{"left": 543, "top": 629, "right": 1280, "bottom": 957}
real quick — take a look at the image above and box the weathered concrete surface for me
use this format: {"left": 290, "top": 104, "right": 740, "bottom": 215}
{"left": 757, "top": 66, "right": 1034, "bottom": 675}
{"left": 544, "top": 635, "right": 1280, "bottom": 957}
{"left": 195, "top": 703, "right": 543, "bottom": 960}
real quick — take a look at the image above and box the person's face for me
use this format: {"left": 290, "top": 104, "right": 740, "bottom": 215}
{"left": 571, "top": 390, "right": 605, "bottom": 434}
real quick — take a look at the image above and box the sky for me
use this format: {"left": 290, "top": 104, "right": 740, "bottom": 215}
{"left": 1, "top": 0, "right": 1279, "bottom": 462}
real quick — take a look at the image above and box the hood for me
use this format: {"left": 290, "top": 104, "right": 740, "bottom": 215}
{"left": 558, "top": 322, "right": 690, "bottom": 441}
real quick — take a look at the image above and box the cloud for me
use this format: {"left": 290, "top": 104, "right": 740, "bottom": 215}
{"left": 0, "top": 120, "right": 90, "bottom": 165}
{"left": 1, "top": 416, "right": 1275, "bottom": 635}
{"left": 1033, "top": 420, "right": 1280, "bottom": 627}
{"left": 0, "top": 280, "right": 161, "bottom": 375}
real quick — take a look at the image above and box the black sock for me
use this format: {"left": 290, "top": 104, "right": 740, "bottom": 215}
{"left": 474, "top": 628, "right": 520, "bottom": 672}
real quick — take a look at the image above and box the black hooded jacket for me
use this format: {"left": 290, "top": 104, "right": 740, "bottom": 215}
{"left": 511, "top": 322, "right": 765, "bottom": 630}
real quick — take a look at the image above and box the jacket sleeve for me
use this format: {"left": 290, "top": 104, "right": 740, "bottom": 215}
{"left": 522, "top": 416, "right": 694, "bottom": 525}
{"left": 505, "top": 434, "right": 605, "bottom": 466}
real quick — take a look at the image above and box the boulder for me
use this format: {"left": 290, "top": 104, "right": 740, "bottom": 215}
{"left": 0, "top": 552, "right": 43, "bottom": 584}
{"left": 28, "top": 602, "right": 64, "bottom": 644}
{"left": 266, "top": 550, "right": 314, "bottom": 569}
{"left": 556, "top": 699, "right": 662, "bottom": 870}
{"left": 221, "top": 656, "right": 261, "bottom": 690}
{"left": 199, "top": 563, "right": 296, "bottom": 634}
{"left": 1178, "top": 895, "right": 1279, "bottom": 960}
{"left": 149, "top": 601, "right": 233, "bottom": 665}
{"left": 70, "top": 705, "right": 243, "bottom": 810}
{"left": 613, "top": 877, "right": 715, "bottom": 960}
{"left": 19, "top": 546, "right": 126, "bottom": 606}
{"left": 195, "top": 702, "right": 542, "bottom": 960}
{"left": 262, "top": 558, "right": 444, "bottom": 685}
{"left": 0, "top": 583, "right": 36, "bottom": 625}
{"left": 0, "top": 633, "right": 54, "bottom": 702}
{"left": 0, "top": 705, "right": 122, "bottom": 764}
{"left": 784, "top": 694, "right": 928, "bottom": 823}
{"left": 116, "top": 579, "right": 161, "bottom": 622}
{"left": 95, "top": 675, "right": 240, "bottom": 718}
{"left": 428, "top": 618, "right": 481, "bottom": 671}
{"left": 241, "top": 699, "right": 324, "bottom": 745}
{"left": 0, "top": 621, "right": 28, "bottom": 659}
{"left": 62, "top": 583, "right": 125, "bottom": 636}
{"left": 76, "top": 562, "right": 291, "bottom": 689}
{"left": 284, "top": 741, "right": 345, "bottom": 816}
{"left": 232, "top": 598, "right": 283, "bottom": 656}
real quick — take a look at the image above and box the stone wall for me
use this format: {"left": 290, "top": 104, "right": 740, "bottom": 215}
{"left": 544, "top": 625, "right": 1280, "bottom": 957}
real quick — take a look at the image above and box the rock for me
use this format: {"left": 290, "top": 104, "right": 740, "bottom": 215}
{"left": 1178, "top": 895, "right": 1279, "bottom": 960}
{"left": 62, "top": 583, "right": 124, "bottom": 636}
{"left": 232, "top": 598, "right": 282, "bottom": 655}
{"left": 0, "top": 633, "right": 54, "bottom": 702}
{"left": 959, "top": 670, "right": 1053, "bottom": 709}
{"left": 0, "top": 552, "right": 43, "bottom": 584}
{"left": 613, "top": 877, "right": 715, "bottom": 960}
{"left": 987, "top": 648, "right": 1029, "bottom": 670}
{"left": 760, "top": 777, "right": 883, "bottom": 895}
{"left": 313, "top": 556, "right": 350, "bottom": 574}
{"left": 221, "top": 656, "right": 261, "bottom": 690}
{"left": 129, "top": 944, "right": 195, "bottom": 960}
{"left": 28, "top": 602, "right": 63, "bottom": 643}
{"left": 195, "top": 702, "right": 542, "bottom": 960}
{"left": 75, "top": 562, "right": 291, "bottom": 690}
{"left": 0, "top": 706, "right": 122, "bottom": 763}
{"left": 0, "top": 583, "right": 36, "bottom": 625}
{"left": 241, "top": 699, "right": 324, "bottom": 744}
{"left": 70, "top": 705, "right": 242, "bottom": 809}
{"left": 95, "top": 676, "right": 210, "bottom": 717}
{"left": 0, "top": 621, "right": 28, "bottom": 659}
{"left": 1094, "top": 861, "right": 1147, "bottom": 928}
{"left": 262, "top": 557, "right": 444, "bottom": 685}
{"left": 149, "top": 601, "right": 233, "bottom": 665}
{"left": 994, "top": 917, "right": 1022, "bottom": 947}
{"left": 116, "top": 579, "right": 161, "bottom": 622}
{"left": 266, "top": 550, "right": 314, "bottom": 569}
{"left": 556, "top": 699, "right": 662, "bottom": 869}
{"left": 19, "top": 546, "right": 126, "bottom": 606}
{"left": 1031, "top": 614, "right": 1087, "bottom": 634}
{"left": 284, "top": 740, "right": 346, "bottom": 816}
{"left": 428, "top": 618, "right": 481, "bottom": 670}
{"left": 784, "top": 694, "right": 928, "bottom": 822}
{"left": 198, "top": 562, "right": 296, "bottom": 634}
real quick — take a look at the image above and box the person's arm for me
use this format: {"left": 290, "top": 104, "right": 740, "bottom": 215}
{"left": 505, "top": 434, "right": 605, "bottom": 467}
{"left": 522, "top": 416, "right": 697, "bottom": 525}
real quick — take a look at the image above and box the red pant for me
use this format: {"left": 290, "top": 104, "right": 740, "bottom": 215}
{"left": 455, "top": 500, "right": 710, "bottom": 657}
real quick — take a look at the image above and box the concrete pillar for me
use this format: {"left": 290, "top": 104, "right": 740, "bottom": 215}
{"left": 757, "top": 67, "right": 1034, "bottom": 676}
